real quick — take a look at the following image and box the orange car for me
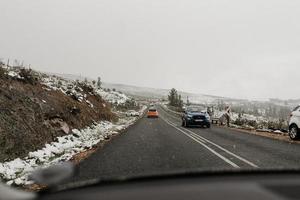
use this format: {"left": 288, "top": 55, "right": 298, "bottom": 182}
{"left": 147, "top": 108, "right": 159, "bottom": 118}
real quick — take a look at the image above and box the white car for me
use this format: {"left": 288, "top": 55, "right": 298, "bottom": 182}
{"left": 289, "top": 105, "right": 300, "bottom": 140}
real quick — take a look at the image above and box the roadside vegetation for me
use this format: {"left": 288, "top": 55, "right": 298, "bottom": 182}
{"left": 167, "top": 88, "right": 184, "bottom": 112}
{"left": 0, "top": 62, "right": 147, "bottom": 186}
{"left": 214, "top": 100, "right": 290, "bottom": 132}
{"left": 0, "top": 65, "right": 116, "bottom": 162}
{"left": 165, "top": 87, "right": 291, "bottom": 134}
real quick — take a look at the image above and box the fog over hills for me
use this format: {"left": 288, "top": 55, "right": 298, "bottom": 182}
{"left": 44, "top": 72, "right": 300, "bottom": 107}
{"left": 43, "top": 72, "right": 235, "bottom": 104}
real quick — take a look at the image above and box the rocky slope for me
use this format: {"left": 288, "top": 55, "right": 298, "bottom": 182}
{"left": 0, "top": 66, "right": 117, "bottom": 162}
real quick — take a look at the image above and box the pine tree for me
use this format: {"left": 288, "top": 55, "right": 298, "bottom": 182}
{"left": 168, "top": 88, "right": 183, "bottom": 108}
{"left": 168, "top": 88, "right": 177, "bottom": 106}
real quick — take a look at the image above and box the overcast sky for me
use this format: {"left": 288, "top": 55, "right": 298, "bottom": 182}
{"left": 0, "top": 0, "right": 299, "bottom": 100}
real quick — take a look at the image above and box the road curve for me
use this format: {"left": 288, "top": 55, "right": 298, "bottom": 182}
{"left": 70, "top": 105, "right": 300, "bottom": 183}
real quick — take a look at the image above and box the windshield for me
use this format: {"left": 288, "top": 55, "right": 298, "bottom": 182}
{"left": 1, "top": 0, "right": 300, "bottom": 194}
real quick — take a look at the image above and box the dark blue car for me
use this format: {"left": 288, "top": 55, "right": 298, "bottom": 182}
{"left": 181, "top": 107, "right": 211, "bottom": 128}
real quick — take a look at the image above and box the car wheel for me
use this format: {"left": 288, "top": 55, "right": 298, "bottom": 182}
{"left": 289, "top": 124, "right": 299, "bottom": 140}
{"left": 207, "top": 124, "right": 211, "bottom": 128}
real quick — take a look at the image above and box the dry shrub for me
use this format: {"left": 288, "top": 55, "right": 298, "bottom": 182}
{"left": 19, "top": 68, "right": 39, "bottom": 85}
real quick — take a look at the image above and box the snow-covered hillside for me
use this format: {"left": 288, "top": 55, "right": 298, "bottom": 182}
{"left": 43, "top": 72, "right": 300, "bottom": 108}
{"left": 0, "top": 118, "right": 141, "bottom": 186}
{"left": 39, "top": 72, "right": 226, "bottom": 103}
{"left": 41, "top": 75, "right": 130, "bottom": 106}
{"left": 40, "top": 72, "right": 296, "bottom": 131}
{"left": 0, "top": 66, "right": 147, "bottom": 186}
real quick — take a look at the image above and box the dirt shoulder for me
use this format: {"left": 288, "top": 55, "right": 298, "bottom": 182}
{"left": 219, "top": 125, "right": 300, "bottom": 144}
{"left": 24, "top": 109, "right": 147, "bottom": 192}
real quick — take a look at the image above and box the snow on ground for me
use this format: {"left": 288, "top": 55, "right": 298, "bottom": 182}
{"left": 0, "top": 115, "right": 143, "bottom": 186}
{"left": 7, "top": 71, "right": 22, "bottom": 79}
{"left": 95, "top": 89, "right": 129, "bottom": 105}
{"left": 163, "top": 102, "right": 285, "bottom": 133}
{"left": 41, "top": 75, "right": 130, "bottom": 105}
{"left": 213, "top": 110, "right": 267, "bottom": 123}
{"left": 0, "top": 68, "right": 145, "bottom": 186}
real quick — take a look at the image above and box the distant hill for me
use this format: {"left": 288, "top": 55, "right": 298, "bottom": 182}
{"left": 42, "top": 72, "right": 228, "bottom": 104}
{"left": 102, "top": 82, "right": 242, "bottom": 105}
{"left": 43, "top": 72, "right": 300, "bottom": 106}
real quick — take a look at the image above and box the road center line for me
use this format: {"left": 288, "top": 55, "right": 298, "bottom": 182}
{"left": 166, "top": 120, "right": 207, "bottom": 143}
{"left": 160, "top": 117, "right": 240, "bottom": 169}
{"left": 158, "top": 106, "right": 259, "bottom": 168}
{"left": 160, "top": 106, "right": 182, "bottom": 121}
{"left": 182, "top": 128, "right": 259, "bottom": 168}
{"left": 188, "top": 132, "right": 208, "bottom": 143}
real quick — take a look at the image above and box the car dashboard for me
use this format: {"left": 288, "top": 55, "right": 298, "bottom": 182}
{"left": 38, "top": 171, "right": 300, "bottom": 200}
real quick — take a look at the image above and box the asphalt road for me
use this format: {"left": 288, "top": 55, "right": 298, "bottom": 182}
{"left": 71, "top": 105, "right": 300, "bottom": 182}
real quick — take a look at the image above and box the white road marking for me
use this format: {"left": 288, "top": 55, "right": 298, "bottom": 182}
{"left": 160, "top": 117, "right": 240, "bottom": 169}
{"left": 159, "top": 107, "right": 259, "bottom": 168}
{"left": 188, "top": 132, "right": 207, "bottom": 143}
{"left": 182, "top": 128, "right": 259, "bottom": 168}
{"left": 182, "top": 130, "right": 208, "bottom": 144}
{"left": 160, "top": 106, "right": 182, "bottom": 120}
{"left": 165, "top": 120, "right": 208, "bottom": 143}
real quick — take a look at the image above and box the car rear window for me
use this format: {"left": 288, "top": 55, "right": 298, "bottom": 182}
{"left": 149, "top": 109, "right": 157, "bottom": 112}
